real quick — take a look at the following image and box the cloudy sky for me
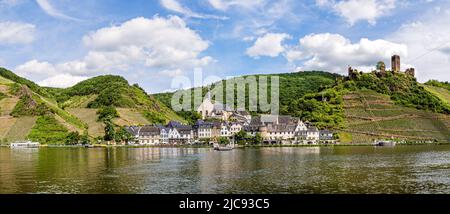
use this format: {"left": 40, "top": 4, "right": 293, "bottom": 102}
{"left": 0, "top": 0, "right": 449, "bottom": 93}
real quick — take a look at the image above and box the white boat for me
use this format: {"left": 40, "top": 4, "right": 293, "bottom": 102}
{"left": 213, "top": 143, "right": 234, "bottom": 151}
{"left": 10, "top": 141, "right": 40, "bottom": 148}
{"left": 374, "top": 140, "right": 396, "bottom": 147}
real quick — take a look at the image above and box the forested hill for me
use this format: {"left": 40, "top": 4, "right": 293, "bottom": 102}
{"left": 154, "top": 70, "right": 450, "bottom": 142}
{"left": 0, "top": 67, "right": 184, "bottom": 144}
{"left": 154, "top": 71, "right": 340, "bottom": 115}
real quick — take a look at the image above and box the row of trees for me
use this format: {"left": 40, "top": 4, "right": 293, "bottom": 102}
{"left": 97, "top": 106, "right": 135, "bottom": 143}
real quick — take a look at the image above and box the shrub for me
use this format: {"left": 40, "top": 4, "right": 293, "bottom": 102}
{"left": 27, "top": 115, "right": 69, "bottom": 144}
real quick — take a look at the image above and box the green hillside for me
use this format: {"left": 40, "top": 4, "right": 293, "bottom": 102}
{"left": 340, "top": 89, "right": 450, "bottom": 143}
{"left": 154, "top": 71, "right": 339, "bottom": 121}
{"left": 47, "top": 75, "right": 185, "bottom": 124}
{"left": 424, "top": 85, "right": 450, "bottom": 105}
{"left": 154, "top": 70, "right": 450, "bottom": 143}
{"left": 0, "top": 67, "right": 185, "bottom": 144}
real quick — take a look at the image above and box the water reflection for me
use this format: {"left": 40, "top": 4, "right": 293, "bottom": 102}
{"left": 0, "top": 146, "right": 450, "bottom": 194}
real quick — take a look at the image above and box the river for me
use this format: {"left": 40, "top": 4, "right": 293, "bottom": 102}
{"left": 1, "top": 145, "right": 450, "bottom": 194}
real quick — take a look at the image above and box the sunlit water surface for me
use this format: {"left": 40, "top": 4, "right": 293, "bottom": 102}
{"left": 1, "top": 145, "right": 450, "bottom": 194}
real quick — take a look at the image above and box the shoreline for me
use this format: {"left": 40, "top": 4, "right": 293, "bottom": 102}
{"left": 1, "top": 141, "right": 448, "bottom": 149}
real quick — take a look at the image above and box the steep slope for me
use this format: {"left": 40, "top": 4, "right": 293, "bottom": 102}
{"left": 155, "top": 70, "right": 450, "bottom": 143}
{"left": 424, "top": 85, "right": 450, "bottom": 105}
{"left": 1, "top": 68, "right": 186, "bottom": 143}
{"left": 0, "top": 69, "right": 88, "bottom": 144}
{"left": 154, "top": 71, "right": 339, "bottom": 118}
{"left": 340, "top": 89, "right": 450, "bottom": 143}
{"left": 47, "top": 75, "right": 186, "bottom": 126}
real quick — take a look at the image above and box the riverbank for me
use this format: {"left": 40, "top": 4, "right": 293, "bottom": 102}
{"left": 1, "top": 141, "right": 447, "bottom": 149}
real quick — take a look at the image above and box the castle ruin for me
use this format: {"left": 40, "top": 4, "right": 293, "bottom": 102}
{"left": 348, "top": 55, "right": 415, "bottom": 80}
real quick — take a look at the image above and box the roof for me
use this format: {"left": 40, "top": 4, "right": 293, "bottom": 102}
{"left": 177, "top": 125, "right": 193, "bottom": 134}
{"left": 167, "top": 121, "right": 182, "bottom": 128}
{"left": 267, "top": 124, "right": 296, "bottom": 132}
{"left": 320, "top": 129, "right": 333, "bottom": 135}
{"left": 125, "top": 126, "right": 140, "bottom": 135}
{"left": 307, "top": 127, "right": 319, "bottom": 132}
{"left": 139, "top": 125, "right": 160, "bottom": 136}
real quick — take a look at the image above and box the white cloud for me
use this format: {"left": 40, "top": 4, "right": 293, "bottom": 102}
{"left": 36, "top": 0, "right": 80, "bottom": 21}
{"left": 316, "top": 0, "right": 396, "bottom": 25}
{"left": 83, "top": 16, "right": 213, "bottom": 70}
{"left": 39, "top": 74, "right": 88, "bottom": 88}
{"left": 15, "top": 60, "right": 57, "bottom": 76}
{"left": 160, "top": 0, "right": 227, "bottom": 20}
{"left": 15, "top": 15, "right": 213, "bottom": 87}
{"left": 287, "top": 33, "right": 408, "bottom": 74}
{"left": 0, "top": 21, "right": 35, "bottom": 45}
{"left": 208, "top": 0, "right": 267, "bottom": 11}
{"left": 389, "top": 8, "right": 450, "bottom": 82}
{"left": 246, "top": 33, "right": 291, "bottom": 58}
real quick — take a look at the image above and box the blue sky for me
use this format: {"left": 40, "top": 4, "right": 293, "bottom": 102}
{"left": 1, "top": 0, "right": 450, "bottom": 93}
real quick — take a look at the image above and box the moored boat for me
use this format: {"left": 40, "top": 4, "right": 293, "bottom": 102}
{"left": 213, "top": 143, "right": 234, "bottom": 151}
{"left": 10, "top": 141, "right": 40, "bottom": 148}
{"left": 374, "top": 140, "right": 396, "bottom": 147}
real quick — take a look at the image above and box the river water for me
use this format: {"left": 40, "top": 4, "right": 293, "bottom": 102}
{"left": 1, "top": 145, "right": 450, "bottom": 194}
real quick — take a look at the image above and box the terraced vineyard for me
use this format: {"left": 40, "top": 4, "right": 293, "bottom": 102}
{"left": 67, "top": 108, "right": 105, "bottom": 137}
{"left": 424, "top": 85, "right": 450, "bottom": 105}
{"left": 3, "top": 116, "right": 37, "bottom": 142}
{"left": 114, "top": 108, "right": 150, "bottom": 126}
{"left": 341, "top": 89, "right": 450, "bottom": 143}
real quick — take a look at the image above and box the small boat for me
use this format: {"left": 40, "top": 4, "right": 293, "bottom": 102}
{"left": 374, "top": 140, "right": 396, "bottom": 147}
{"left": 10, "top": 141, "right": 40, "bottom": 148}
{"left": 213, "top": 143, "right": 234, "bottom": 151}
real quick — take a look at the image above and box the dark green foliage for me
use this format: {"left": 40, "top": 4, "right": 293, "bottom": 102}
{"left": 143, "top": 110, "right": 166, "bottom": 124}
{"left": 8, "top": 83, "right": 22, "bottom": 96}
{"left": 65, "top": 131, "right": 81, "bottom": 145}
{"left": 0, "top": 91, "right": 6, "bottom": 101}
{"left": 233, "top": 130, "right": 263, "bottom": 145}
{"left": 234, "top": 130, "right": 247, "bottom": 145}
{"left": 218, "top": 137, "right": 230, "bottom": 145}
{"left": 48, "top": 75, "right": 138, "bottom": 108}
{"left": 115, "top": 127, "right": 135, "bottom": 143}
{"left": 97, "top": 106, "right": 119, "bottom": 122}
{"left": 351, "top": 73, "right": 450, "bottom": 114}
{"left": 289, "top": 88, "right": 344, "bottom": 129}
{"left": 154, "top": 71, "right": 339, "bottom": 114}
{"left": 11, "top": 95, "right": 52, "bottom": 117}
{"left": 177, "top": 111, "right": 201, "bottom": 125}
{"left": 0, "top": 68, "right": 52, "bottom": 97}
{"left": 79, "top": 132, "right": 91, "bottom": 145}
{"left": 27, "top": 115, "right": 69, "bottom": 144}
{"left": 425, "top": 80, "right": 450, "bottom": 91}
{"left": 103, "top": 120, "right": 115, "bottom": 141}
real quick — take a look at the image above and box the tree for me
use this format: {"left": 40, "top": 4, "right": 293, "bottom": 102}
{"left": 65, "top": 131, "right": 81, "bottom": 145}
{"left": 218, "top": 137, "right": 230, "bottom": 145}
{"left": 104, "top": 120, "right": 115, "bottom": 141}
{"left": 234, "top": 130, "right": 248, "bottom": 145}
{"left": 97, "top": 106, "right": 119, "bottom": 122}
{"left": 253, "top": 133, "right": 263, "bottom": 145}
{"left": 114, "top": 127, "right": 134, "bottom": 143}
{"left": 80, "top": 131, "right": 91, "bottom": 145}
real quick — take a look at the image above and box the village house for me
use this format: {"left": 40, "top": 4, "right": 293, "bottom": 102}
{"left": 125, "top": 113, "right": 332, "bottom": 145}
{"left": 166, "top": 121, "right": 194, "bottom": 144}
{"left": 196, "top": 93, "right": 251, "bottom": 123}
{"left": 125, "top": 125, "right": 161, "bottom": 145}
{"left": 193, "top": 120, "right": 220, "bottom": 140}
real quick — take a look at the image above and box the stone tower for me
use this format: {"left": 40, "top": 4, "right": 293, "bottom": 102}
{"left": 391, "top": 55, "right": 400, "bottom": 72}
